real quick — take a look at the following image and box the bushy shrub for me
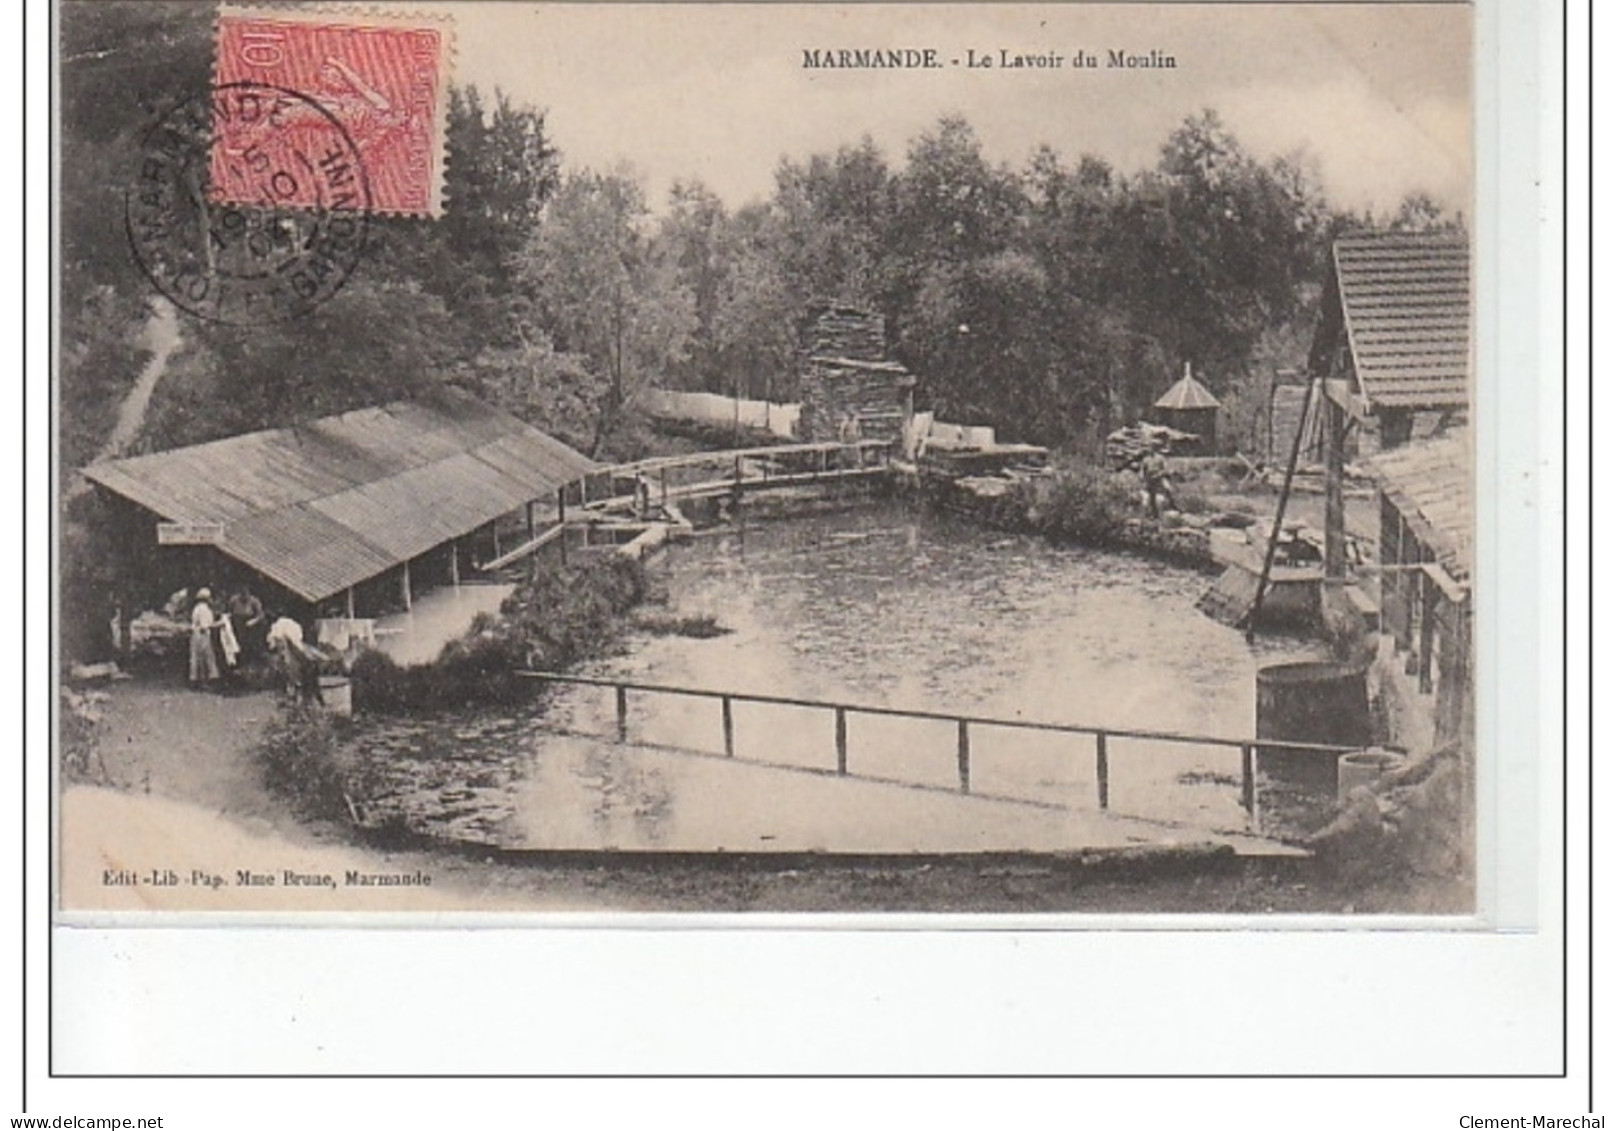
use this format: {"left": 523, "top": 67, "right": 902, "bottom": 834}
{"left": 255, "top": 703, "right": 355, "bottom": 821}
{"left": 1172, "top": 482, "right": 1213, "bottom": 515}
{"left": 350, "top": 555, "right": 649, "bottom": 714}
{"left": 60, "top": 686, "right": 109, "bottom": 782}
{"left": 1025, "top": 465, "right": 1142, "bottom": 546}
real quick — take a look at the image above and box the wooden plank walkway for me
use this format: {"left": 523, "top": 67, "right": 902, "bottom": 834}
{"left": 572, "top": 440, "right": 895, "bottom": 517}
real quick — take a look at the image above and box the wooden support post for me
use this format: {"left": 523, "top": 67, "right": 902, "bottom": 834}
{"left": 557, "top": 486, "right": 567, "bottom": 526}
{"left": 400, "top": 559, "right": 412, "bottom": 612}
{"left": 835, "top": 707, "right": 848, "bottom": 775}
{"left": 1240, "top": 743, "right": 1256, "bottom": 823}
{"left": 1247, "top": 376, "right": 1316, "bottom": 640}
{"left": 449, "top": 540, "right": 459, "bottom": 588}
{"left": 1418, "top": 571, "right": 1437, "bottom": 694}
{"left": 956, "top": 719, "right": 971, "bottom": 794}
{"left": 1324, "top": 395, "right": 1347, "bottom": 580}
{"left": 615, "top": 685, "right": 628, "bottom": 743}
{"left": 1402, "top": 534, "right": 1420, "bottom": 645}
{"left": 116, "top": 595, "right": 134, "bottom": 662}
{"left": 345, "top": 586, "right": 356, "bottom": 620}
{"left": 1096, "top": 731, "right": 1109, "bottom": 810}
{"left": 491, "top": 519, "right": 501, "bottom": 560}
{"left": 721, "top": 696, "right": 735, "bottom": 758}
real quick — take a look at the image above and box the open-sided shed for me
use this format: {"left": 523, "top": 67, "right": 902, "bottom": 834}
{"left": 80, "top": 390, "right": 597, "bottom": 624}
{"left": 1369, "top": 429, "right": 1472, "bottom": 750}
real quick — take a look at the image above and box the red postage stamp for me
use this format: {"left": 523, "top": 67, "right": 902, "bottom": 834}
{"left": 213, "top": 8, "right": 449, "bottom": 216}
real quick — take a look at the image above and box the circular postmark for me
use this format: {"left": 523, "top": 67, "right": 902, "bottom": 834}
{"left": 125, "top": 82, "right": 372, "bottom": 324}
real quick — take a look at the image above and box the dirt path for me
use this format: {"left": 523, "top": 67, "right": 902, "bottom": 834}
{"left": 91, "top": 680, "right": 289, "bottom": 828}
{"left": 97, "top": 300, "right": 181, "bottom": 462}
{"left": 62, "top": 679, "right": 575, "bottom": 912}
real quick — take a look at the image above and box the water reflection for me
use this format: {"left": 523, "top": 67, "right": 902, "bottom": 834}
{"left": 532, "top": 502, "right": 1324, "bottom": 845}
{"left": 354, "top": 501, "right": 1323, "bottom": 850}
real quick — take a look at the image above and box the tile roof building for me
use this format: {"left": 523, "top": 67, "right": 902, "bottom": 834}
{"left": 1310, "top": 231, "right": 1471, "bottom": 450}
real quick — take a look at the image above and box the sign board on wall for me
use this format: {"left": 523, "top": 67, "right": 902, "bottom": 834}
{"left": 156, "top": 522, "right": 225, "bottom": 545}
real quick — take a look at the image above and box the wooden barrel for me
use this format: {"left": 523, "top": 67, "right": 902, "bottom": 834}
{"left": 1256, "top": 661, "right": 1369, "bottom": 790}
{"left": 318, "top": 675, "right": 353, "bottom": 718}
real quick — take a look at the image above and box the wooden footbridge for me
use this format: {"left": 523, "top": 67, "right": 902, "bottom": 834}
{"left": 482, "top": 440, "right": 896, "bottom": 570}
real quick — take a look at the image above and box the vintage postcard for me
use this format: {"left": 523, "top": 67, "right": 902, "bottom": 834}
{"left": 54, "top": 0, "right": 1485, "bottom": 920}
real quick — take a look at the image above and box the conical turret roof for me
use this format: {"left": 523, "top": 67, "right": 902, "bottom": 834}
{"left": 1155, "top": 364, "right": 1220, "bottom": 410}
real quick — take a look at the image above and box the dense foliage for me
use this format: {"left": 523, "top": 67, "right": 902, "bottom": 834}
{"left": 255, "top": 703, "right": 356, "bottom": 822}
{"left": 350, "top": 555, "right": 647, "bottom": 714}
{"left": 59, "top": 4, "right": 1463, "bottom": 473}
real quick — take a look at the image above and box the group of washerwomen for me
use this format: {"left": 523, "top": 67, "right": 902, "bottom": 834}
{"left": 186, "top": 585, "right": 323, "bottom": 702}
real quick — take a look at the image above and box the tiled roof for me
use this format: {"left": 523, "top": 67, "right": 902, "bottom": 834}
{"left": 1368, "top": 429, "right": 1472, "bottom": 583}
{"left": 81, "top": 390, "right": 597, "bottom": 602}
{"left": 1333, "top": 232, "right": 1471, "bottom": 409}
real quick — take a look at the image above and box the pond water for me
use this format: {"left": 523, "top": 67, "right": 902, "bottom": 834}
{"left": 352, "top": 500, "right": 1324, "bottom": 851}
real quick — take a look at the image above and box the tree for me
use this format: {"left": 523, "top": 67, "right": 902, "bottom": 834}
{"left": 398, "top": 87, "right": 559, "bottom": 338}
{"left": 1388, "top": 190, "right": 1466, "bottom": 233}
{"left": 138, "top": 275, "right": 459, "bottom": 451}
{"left": 887, "top": 118, "right": 1037, "bottom": 434}
{"left": 523, "top": 169, "right": 697, "bottom": 455}
{"left": 58, "top": 2, "right": 215, "bottom": 467}
{"left": 709, "top": 205, "right": 800, "bottom": 403}
{"left": 656, "top": 180, "right": 732, "bottom": 391}
{"left": 771, "top": 135, "right": 895, "bottom": 308}
{"left": 1101, "top": 111, "right": 1332, "bottom": 414}
{"left": 888, "top": 117, "right": 1022, "bottom": 279}
{"left": 454, "top": 340, "right": 604, "bottom": 456}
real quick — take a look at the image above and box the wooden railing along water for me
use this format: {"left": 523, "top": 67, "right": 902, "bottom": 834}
{"left": 518, "top": 670, "right": 1358, "bottom": 833}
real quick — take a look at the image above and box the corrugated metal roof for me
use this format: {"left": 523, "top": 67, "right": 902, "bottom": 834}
{"left": 1334, "top": 233, "right": 1471, "bottom": 409}
{"left": 1368, "top": 429, "right": 1472, "bottom": 583}
{"left": 1155, "top": 368, "right": 1220, "bottom": 410}
{"left": 81, "top": 389, "right": 597, "bottom": 602}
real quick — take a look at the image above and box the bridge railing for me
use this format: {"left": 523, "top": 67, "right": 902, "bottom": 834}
{"left": 517, "top": 671, "right": 1358, "bottom": 832}
{"left": 565, "top": 440, "right": 895, "bottom": 510}
{"left": 603, "top": 439, "right": 894, "bottom": 478}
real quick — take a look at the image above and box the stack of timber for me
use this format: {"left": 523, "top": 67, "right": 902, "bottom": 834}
{"left": 1105, "top": 422, "right": 1199, "bottom": 469}
{"left": 797, "top": 304, "right": 916, "bottom": 444}
{"left": 799, "top": 358, "right": 914, "bottom": 443}
{"left": 800, "top": 305, "right": 888, "bottom": 361}
{"left": 918, "top": 443, "right": 1051, "bottom": 519}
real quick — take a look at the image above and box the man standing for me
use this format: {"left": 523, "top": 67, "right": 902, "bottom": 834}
{"left": 1141, "top": 443, "right": 1176, "bottom": 519}
{"left": 228, "top": 586, "right": 267, "bottom": 666}
{"left": 188, "top": 589, "right": 221, "bottom": 688}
